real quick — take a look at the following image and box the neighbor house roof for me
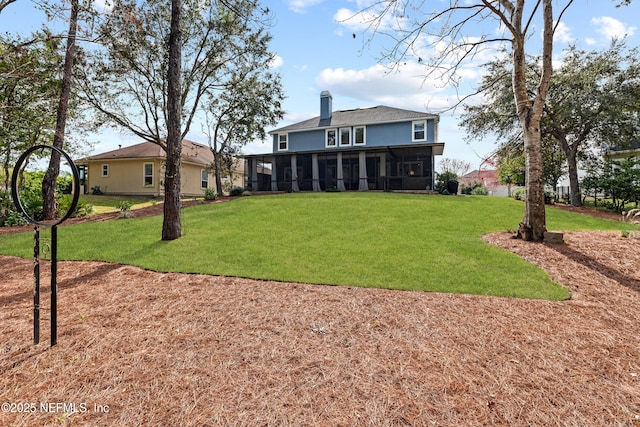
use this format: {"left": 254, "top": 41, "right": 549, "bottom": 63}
{"left": 270, "top": 105, "right": 439, "bottom": 134}
{"left": 79, "top": 140, "right": 214, "bottom": 166}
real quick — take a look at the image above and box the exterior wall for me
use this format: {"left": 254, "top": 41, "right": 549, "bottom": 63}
{"left": 86, "top": 159, "right": 162, "bottom": 196}
{"left": 273, "top": 118, "right": 437, "bottom": 154}
{"left": 85, "top": 159, "right": 216, "bottom": 197}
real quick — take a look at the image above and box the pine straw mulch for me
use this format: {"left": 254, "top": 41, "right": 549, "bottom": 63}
{"left": 1, "top": 205, "right": 640, "bottom": 426}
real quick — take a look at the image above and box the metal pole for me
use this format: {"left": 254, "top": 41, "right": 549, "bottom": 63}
{"left": 51, "top": 226, "right": 57, "bottom": 347}
{"left": 33, "top": 226, "right": 40, "bottom": 345}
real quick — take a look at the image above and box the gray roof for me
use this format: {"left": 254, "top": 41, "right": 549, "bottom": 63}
{"left": 270, "top": 105, "right": 439, "bottom": 134}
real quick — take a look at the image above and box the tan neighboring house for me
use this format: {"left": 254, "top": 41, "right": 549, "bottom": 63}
{"left": 76, "top": 140, "right": 244, "bottom": 197}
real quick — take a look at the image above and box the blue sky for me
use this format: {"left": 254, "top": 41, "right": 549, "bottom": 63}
{"left": 1, "top": 0, "right": 639, "bottom": 170}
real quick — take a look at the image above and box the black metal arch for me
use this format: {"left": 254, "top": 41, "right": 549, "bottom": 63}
{"left": 10, "top": 144, "right": 80, "bottom": 227}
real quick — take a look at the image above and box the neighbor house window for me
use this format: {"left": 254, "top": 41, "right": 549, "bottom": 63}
{"left": 326, "top": 129, "right": 337, "bottom": 147}
{"left": 412, "top": 120, "right": 426, "bottom": 141}
{"left": 339, "top": 128, "right": 351, "bottom": 146}
{"left": 278, "top": 133, "right": 288, "bottom": 151}
{"left": 201, "top": 169, "right": 208, "bottom": 189}
{"left": 143, "top": 163, "right": 153, "bottom": 186}
{"left": 101, "top": 164, "right": 109, "bottom": 177}
{"left": 354, "top": 126, "right": 366, "bottom": 145}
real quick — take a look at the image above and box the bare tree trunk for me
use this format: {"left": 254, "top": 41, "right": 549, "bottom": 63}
{"left": 512, "top": 0, "right": 554, "bottom": 242}
{"left": 42, "top": 0, "right": 78, "bottom": 220}
{"left": 162, "top": 0, "right": 183, "bottom": 241}
{"left": 213, "top": 151, "right": 223, "bottom": 195}
{"left": 565, "top": 147, "right": 581, "bottom": 206}
{"left": 518, "top": 127, "right": 547, "bottom": 241}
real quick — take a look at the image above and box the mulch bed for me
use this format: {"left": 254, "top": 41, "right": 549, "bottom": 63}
{"left": 1, "top": 201, "right": 639, "bottom": 426}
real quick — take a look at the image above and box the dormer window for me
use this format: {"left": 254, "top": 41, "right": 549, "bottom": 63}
{"left": 326, "top": 129, "right": 337, "bottom": 148}
{"left": 339, "top": 128, "right": 351, "bottom": 146}
{"left": 412, "top": 120, "right": 426, "bottom": 141}
{"left": 354, "top": 126, "right": 366, "bottom": 145}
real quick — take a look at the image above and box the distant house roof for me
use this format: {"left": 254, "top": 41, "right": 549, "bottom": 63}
{"left": 606, "top": 140, "right": 640, "bottom": 153}
{"left": 270, "top": 105, "right": 439, "bottom": 134}
{"left": 79, "top": 140, "right": 214, "bottom": 166}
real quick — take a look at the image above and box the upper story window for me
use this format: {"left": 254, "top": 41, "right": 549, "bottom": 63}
{"left": 339, "top": 128, "right": 351, "bottom": 146}
{"left": 412, "top": 120, "right": 426, "bottom": 142}
{"left": 326, "top": 129, "right": 337, "bottom": 148}
{"left": 144, "top": 163, "right": 153, "bottom": 186}
{"left": 278, "top": 133, "right": 288, "bottom": 151}
{"left": 354, "top": 126, "right": 366, "bottom": 145}
{"left": 101, "top": 164, "right": 109, "bottom": 177}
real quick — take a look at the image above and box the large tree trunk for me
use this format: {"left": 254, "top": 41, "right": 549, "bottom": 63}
{"left": 42, "top": 0, "right": 78, "bottom": 220}
{"left": 511, "top": 0, "right": 554, "bottom": 242}
{"left": 518, "top": 127, "right": 547, "bottom": 241}
{"left": 213, "top": 151, "right": 223, "bottom": 195}
{"left": 565, "top": 147, "right": 582, "bottom": 207}
{"left": 162, "top": 0, "right": 183, "bottom": 241}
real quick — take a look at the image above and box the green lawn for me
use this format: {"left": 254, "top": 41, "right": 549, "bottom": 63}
{"left": 1, "top": 193, "right": 636, "bottom": 300}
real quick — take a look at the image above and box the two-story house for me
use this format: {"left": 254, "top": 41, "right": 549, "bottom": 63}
{"left": 244, "top": 91, "right": 444, "bottom": 192}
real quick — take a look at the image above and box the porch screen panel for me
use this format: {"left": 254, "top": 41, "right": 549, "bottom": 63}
{"left": 271, "top": 157, "right": 278, "bottom": 192}
{"left": 358, "top": 151, "right": 368, "bottom": 191}
{"left": 291, "top": 154, "right": 300, "bottom": 192}
{"left": 312, "top": 154, "right": 321, "bottom": 191}
{"left": 336, "top": 152, "right": 346, "bottom": 192}
{"left": 250, "top": 158, "right": 259, "bottom": 191}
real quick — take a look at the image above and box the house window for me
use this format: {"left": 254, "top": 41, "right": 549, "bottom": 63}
{"left": 201, "top": 169, "right": 208, "bottom": 189}
{"left": 101, "top": 164, "right": 109, "bottom": 177}
{"left": 143, "top": 163, "right": 153, "bottom": 186}
{"left": 326, "top": 129, "right": 337, "bottom": 148}
{"left": 354, "top": 126, "right": 366, "bottom": 145}
{"left": 412, "top": 120, "right": 426, "bottom": 141}
{"left": 339, "top": 128, "right": 351, "bottom": 146}
{"left": 278, "top": 133, "right": 288, "bottom": 151}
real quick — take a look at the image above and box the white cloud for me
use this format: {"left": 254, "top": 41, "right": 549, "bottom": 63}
{"left": 553, "top": 21, "right": 573, "bottom": 43}
{"left": 286, "top": 0, "right": 326, "bottom": 14}
{"left": 591, "top": 16, "right": 636, "bottom": 41}
{"left": 93, "top": 0, "right": 114, "bottom": 13}
{"left": 314, "top": 62, "right": 470, "bottom": 112}
{"left": 269, "top": 55, "right": 284, "bottom": 69}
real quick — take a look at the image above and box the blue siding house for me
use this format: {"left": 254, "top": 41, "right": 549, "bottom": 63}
{"left": 244, "top": 91, "right": 445, "bottom": 192}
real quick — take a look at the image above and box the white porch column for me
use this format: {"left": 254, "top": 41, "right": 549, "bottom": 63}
{"left": 358, "top": 151, "right": 368, "bottom": 191}
{"left": 312, "top": 154, "right": 321, "bottom": 191}
{"left": 336, "top": 152, "right": 346, "bottom": 191}
{"left": 291, "top": 154, "right": 300, "bottom": 192}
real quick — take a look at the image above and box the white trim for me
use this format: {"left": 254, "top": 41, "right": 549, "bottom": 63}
{"left": 354, "top": 126, "right": 366, "bottom": 145}
{"left": 277, "top": 133, "right": 288, "bottom": 151}
{"left": 143, "top": 162, "right": 154, "bottom": 187}
{"left": 101, "top": 164, "right": 109, "bottom": 177}
{"left": 412, "top": 120, "right": 427, "bottom": 142}
{"left": 325, "top": 128, "right": 337, "bottom": 148}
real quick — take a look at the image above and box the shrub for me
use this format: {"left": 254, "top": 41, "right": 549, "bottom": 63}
{"left": 91, "top": 186, "right": 103, "bottom": 195}
{"left": 471, "top": 186, "right": 489, "bottom": 196}
{"left": 115, "top": 200, "right": 134, "bottom": 218}
{"left": 203, "top": 188, "right": 219, "bottom": 200}
{"left": 229, "top": 187, "right": 244, "bottom": 197}
{"left": 241, "top": 190, "right": 252, "bottom": 196}
{"left": 512, "top": 187, "right": 526, "bottom": 200}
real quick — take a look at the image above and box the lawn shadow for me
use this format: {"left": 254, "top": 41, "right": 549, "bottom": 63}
{"left": 0, "top": 263, "right": 122, "bottom": 306}
{"left": 549, "top": 243, "right": 640, "bottom": 293}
